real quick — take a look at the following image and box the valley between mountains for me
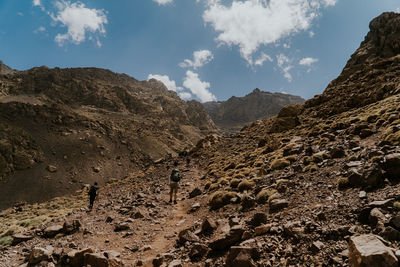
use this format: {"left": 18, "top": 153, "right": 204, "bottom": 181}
{"left": 1, "top": 12, "right": 400, "bottom": 267}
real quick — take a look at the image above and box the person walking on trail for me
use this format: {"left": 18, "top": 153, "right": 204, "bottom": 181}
{"left": 88, "top": 182, "right": 99, "bottom": 210}
{"left": 169, "top": 161, "right": 181, "bottom": 204}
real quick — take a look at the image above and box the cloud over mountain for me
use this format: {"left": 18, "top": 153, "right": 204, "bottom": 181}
{"left": 179, "top": 50, "right": 214, "bottom": 69}
{"left": 183, "top": 71, "right": 216, "bottom": 103}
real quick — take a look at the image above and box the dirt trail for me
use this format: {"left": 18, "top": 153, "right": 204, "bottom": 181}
{"left": 139, "top": 166, "right": 206, "bottom": 266}
{"left": 0, "top": 162, "right": 207, "bottom": 267}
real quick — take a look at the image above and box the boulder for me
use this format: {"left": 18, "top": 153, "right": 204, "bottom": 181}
{"left": 210, "top": 225, "right": 245, "bottom": 251}
{"left": 84, "top": 253, "right": 109, "bottom": 267}
{"left": 363, "top": 164, "right": 383, "bottom": 189}
{"left": 241, "top": 195, "right": 256, "bottom": 210}
{"left": 67, "top": 248, "right": 94, "bottom": 267}
{"left": 168, "top": 260, "right": 183, "bottom": 267}
{"left": 254, "top": 224, "right": 271, "bottom": 236}
{"left": 189, "top": 243, "right": 209, "bottom": 262}
{"left": 369, "top": 208, "right": 386, "bottom": 228}
{"left": 225, "top": 246, "right": 258, "bottom": 267}
{"left": 269, "top": 199, "right": 289, "bottom": 213}
{"left": 29, "top": 246, "right": 53, "bottom": 264}
{"left": 63, "top": 220, "right": 81, "bottom": 234}
{"left": 381, "top": 226, "right": 400, "bottom": 241}
{"left": 330, "top": 146, "right": 346, "bottom": 158}
{"left": 389, "top": 215, "right": 400, "bottom": 230}
{"left": 250, "top": 213, "right": 268, "bottom": 227}
{"left": 178, "top": 229, "right": 200, "bottom": 244}
{"left": 46, "top": 165, "right": 57, "bottom": 173}
{"left": 348, "top": 234, "right": 397, "bottom": 267}
{"left": 348, "top": 168, "right": 363, "bottom": 187}
{"left": 114, "top": 223, "right": 130, "bottom": 232}
{"left": 44, "top": 224, "right": 64, "bottom": 238}
{"left": 310, "top": 241, "right": 324, "bottom": 254}
{"left": 12, "top": 233, "right": 33, "bottom": 245}
{"left": 189, "top": 187, "right": 202, "bottom": 198}
{"left": 384, "top": 153, "right": 400, "bottom": 179}
{"left": 201, "top": 218, "right": 217, "bottom": 235}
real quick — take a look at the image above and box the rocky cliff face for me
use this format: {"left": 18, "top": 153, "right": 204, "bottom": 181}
{"left": 203, "top": 88, "right": 304, "bottom": 129}
{"left": 305, "top": 12, "right": 400, "bottom": 117}
{"left": 0, "top": 65, "right": 216, "bottom": 209}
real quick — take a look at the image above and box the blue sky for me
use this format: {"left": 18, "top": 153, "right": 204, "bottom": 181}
{"left": 0, "top": 0, "right": 399, "bottom": 102}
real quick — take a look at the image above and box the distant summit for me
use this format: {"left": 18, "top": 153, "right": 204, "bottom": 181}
{"left": 203, "top": 88, "right": 305, "bottom": 130}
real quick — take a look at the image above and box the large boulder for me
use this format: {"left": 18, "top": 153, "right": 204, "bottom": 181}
{"left": 28, "top": 246, "right": 53, "bottom": 264}
{"left": 348, "top": 234, "right": 397, "bottom": 267}
{"left": 383, "top": 153, "right": 400, "bottom": 179}
{"left": 210, "top": 225, "right": 245, "bottom": 251}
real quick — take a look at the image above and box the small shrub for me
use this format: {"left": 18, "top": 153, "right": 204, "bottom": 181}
{"left": 303, "top": 156, "right": 312, "bottom": 166}
{"left": 238, "top": 179, "right": 255, "bottom": 192}
{"left": 286, "top": 155, "right": 297, "bottom": 163}
{"left": 209, "top": 183, "right": 219, "bottom": 191}
{"left": 0, "top": 236, "right": 12, "bottom": 247}
{"left": 19, "top": 219, "right": 42, "bottom": 228}
{"left": 230, "top": 178, "right": 241, "bottom": 188}
{"left": 337, "top": 177, "right": 349, "bottom": 190}
{"left": 270, "top": 158, "right": 290, "bottom": 170}
{"left": 268, "top": 192, "right": 281, "bottom": 202}
{"left": 303, "top": 164, "right": 318, "bottom": 173}
{"left": 219, "top": 178, "right": 229, "bottom": 186}
{"left": 256, "top": 189, "right": 277, "bottom": 204}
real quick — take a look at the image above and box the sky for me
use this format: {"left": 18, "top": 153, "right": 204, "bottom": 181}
{"left": 0, "top": 0, "right": 399, "bottom": 103}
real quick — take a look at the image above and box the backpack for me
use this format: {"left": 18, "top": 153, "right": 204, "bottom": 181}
{"left": 88, "top": 185, "right": 98, "bottom": 197}
{"left": 170, "top": 169, "right": 181, "bottom": 182}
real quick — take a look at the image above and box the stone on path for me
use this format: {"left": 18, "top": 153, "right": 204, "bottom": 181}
{"left": 348, "top": 234, "right": 397, "bottom": 267}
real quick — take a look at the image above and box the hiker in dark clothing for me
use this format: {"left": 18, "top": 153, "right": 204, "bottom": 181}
{"left": 186, "top": 155, "right": 191, "bottom": 167}
{"left": 169, "top": 161, "right": 181, "bottom": 204}
{"left": 88, "top": 182, "right": 99, "bottom": 210}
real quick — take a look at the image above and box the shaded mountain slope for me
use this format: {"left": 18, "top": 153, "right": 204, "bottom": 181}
{"left": 0, "top": 64, "right": 216, "bottom": 210}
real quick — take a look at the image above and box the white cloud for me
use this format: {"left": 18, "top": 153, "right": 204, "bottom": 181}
{"left": 183, "top": 71, "right": 216, "bottom": 102}
{"left": 179, "top": 50, "right": 214, "bottom": 69}
{"left": 396, "top": 8, "right": 400, "bottom": 13}
{"left": 33, "top": 0, "right": 41, "bottom": 6}
{"left": 299, "top": 57, "right": 318, "bottom": 66}
{"left": 153, "top": 0, "right": 174, "bottom": 5}
{"left": 33, "top": 26, "right": 46, "bottom": 34}
{"left": 309, "top": 31, "right": 315, "bottom": 37}
{"left": 51, "top": 1, "right": 108, "bottom": 47}
{"left": 254, "top": 52, "right": 273, "bottom": 66}
{"left": 277, "top": 54, "right": 293, "bottom": 82}
{"left": 203, "top": 0, "right": 336, "bottom": 65}
{"left": 179, "top": 92, "right": 192, "bottom": 100}
{"left": 148, "top": 74, "right": 183, "bottom": 92}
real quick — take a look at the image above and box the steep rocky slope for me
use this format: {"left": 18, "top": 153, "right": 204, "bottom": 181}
{"left": 1, "top": 12, "right": 400, "bottom": 267}
{"left": 203, "top": 89, "right": 304, "bottom": 131}
{"left": 0, "top": 65, "right": 216, "bottom": 209}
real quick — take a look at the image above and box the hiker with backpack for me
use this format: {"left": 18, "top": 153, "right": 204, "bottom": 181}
{"left": 88, "top": 182, "right": 99, "bottom": 210}
{"left": 169, "top": 161, "right": 181, "bottom": 204}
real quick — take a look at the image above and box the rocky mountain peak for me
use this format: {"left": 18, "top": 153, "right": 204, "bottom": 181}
{"left": 304, "top": 12, "right": 400, "bottom": 117}
{"left": 346, "top": 12, "right": 400, "bottom": 67}
{"left": 0, "top": 61, "right": 15, "bottom": 75}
